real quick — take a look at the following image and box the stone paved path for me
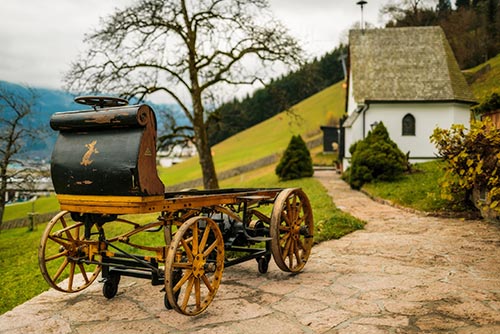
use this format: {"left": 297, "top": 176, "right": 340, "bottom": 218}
{"left": 1, "top": 170, "right": 499, "bottom": 333}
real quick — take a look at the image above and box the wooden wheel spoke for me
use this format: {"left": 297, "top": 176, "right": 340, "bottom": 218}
{"left": 191, "top": 224, "right": 199, "bottom": 255}
{"left": 53, "top": 258, "right": 69, "bottom": 282}
{"left": 44, "top": 249, "right": 69, "bottom": 262}
{"left": 75, "top": 224, "right": 81, "bottom": 241}
{"left": 48, "top": 235, "right": 72, "bottom": 249}
{"left": 296, "top": 237, "right": 306, "bottom": 252}
{"left": 285, "top": 198, "right": 292, "bottom": 218}
{"left": 172, "top": 262, "right": 193, "bottom": 270}
{"left": 78, "top": 263, "right": 89, "bottom": 283}
{"left": 60, "top": 216, "right": 73, "bottom": 240}
{"left": 199, "top": 225, "right": 211, "bottom": 251}
{"left": 287, "top": 240, "right": 295, "bottom": 267}
{"left": 180, "top": 239, "right": 194, "bottom": 261}
{"left": 68, "top": 262, "right": 76, "bottom": 291}
{"left": 279, "top": 224, "right": 291, "bottom": 232}
{"left": 282, "top": 236, "right": 292, "bottom": 258}
{"left": 174, "top": 270, "right": 192, "bottom": 293}
{"left": 282, "top": 211, "right": 292, "bottom": 226}
{"left": 280, "top": 233, "right": 291, "bottom": 247}
{"left": 203, "top": 240, "right": 219, "bottom": 258}
{"left": 294, "top": 200, "right": 303, "bottom": 222}
{"left": 181, "top": 276, "right": 195, "bottom": 310}
{"left": 195, "top": 278, "right": 201, "bottom": 309}
{"left": 293, "top": 242, "right": 303, "bottom": 266}
{"left": 201, "top": 274, "right": 214, "bottom": 293}
{"left": 284, "top": 197, "right": 293, "bottom": 222}
{"left": 296, "top": 211, "right": 305, "bottom": 225}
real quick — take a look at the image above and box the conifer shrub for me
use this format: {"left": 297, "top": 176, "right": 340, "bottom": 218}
{"left": 348, "top": 122, "right": 407, "bottom": 189}
{"left": 275, "top": 135, "right": 314, "bottom": 181}
{"left": 472, "top": 92, "right": 500, "bottom": 116}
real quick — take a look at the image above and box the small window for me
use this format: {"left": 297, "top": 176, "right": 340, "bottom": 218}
{"left": 402, "top": 114, "right": 415, "bottom": 136}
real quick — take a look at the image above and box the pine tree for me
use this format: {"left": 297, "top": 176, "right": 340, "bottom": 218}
{"left": 275, "top": 135, "right": 314, "bottom": 181}
{"left": 437, "top": 0, "right": 452, "bottom": 13}
{"left": 455, "top": 0, "right": 471, "bottom": 9}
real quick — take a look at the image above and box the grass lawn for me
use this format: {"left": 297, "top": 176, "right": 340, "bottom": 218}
{"left": 361, "top": 160, "right": 465, "bottom": 213}
{"left": 3, "top": 194, "right": 59, "bottom": 221}
{"left": 0, "top": 226, "right": 47, "bottom": 315}
{"left": 310, "top": 145, "right": 338, "bottom": 167}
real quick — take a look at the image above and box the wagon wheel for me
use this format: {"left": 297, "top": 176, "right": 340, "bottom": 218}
{"left": 38, "top": 211, "right": 103, "bottom": 293}
{"left": 164, "top": 216, "right": 225, "bottom": 316}
{"left": 270, "top": 188, "right": 314, "bottom": 273}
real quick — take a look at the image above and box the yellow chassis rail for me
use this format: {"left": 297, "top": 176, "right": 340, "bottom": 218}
{"left": 56, "top": 190, "right": 280, "bottom": 215}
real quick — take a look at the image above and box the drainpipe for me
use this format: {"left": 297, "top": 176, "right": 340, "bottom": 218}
{"left": 359, "top": 104, "right": 369, "bottom": 138}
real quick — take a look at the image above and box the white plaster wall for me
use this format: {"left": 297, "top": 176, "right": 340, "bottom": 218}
{"left": 342, "top": 102, "right": 471, "bottom": 170}
{"left": 346, "top": 69, "right": 357, "bottom": 115}
{"left": 343, "top": 69, "right": 362, "bottom": 168}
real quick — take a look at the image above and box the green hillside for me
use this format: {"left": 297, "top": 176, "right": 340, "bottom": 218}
{"left": 159, "top": 81, "right": 346, "bottom": 187}
{"left": 463, "top": 53, "right": 500, "bottom": 101}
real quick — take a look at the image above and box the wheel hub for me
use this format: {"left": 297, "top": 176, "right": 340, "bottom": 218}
{"left": 192, "top": 254, "right": 206, "bottom": 278}
{"left": 292, "top": 224, "right": 301, "bottom": 240}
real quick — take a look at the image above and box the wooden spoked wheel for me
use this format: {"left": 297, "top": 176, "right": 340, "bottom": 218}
{"left": 270, "top": 188, "right": 314, "bottom": 273}
{"left": 38, "top": 211, "right": 103, "bottom": 292}
{"left": 164, "top": 216, "right": 225, "bottom": 316}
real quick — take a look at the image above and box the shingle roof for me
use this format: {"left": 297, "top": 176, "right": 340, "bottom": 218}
{"left": 349, "top": 26, "right": 476, "bottom": 104}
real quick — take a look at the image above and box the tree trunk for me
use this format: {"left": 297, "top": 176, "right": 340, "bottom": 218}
{"left": 0, "top": 169, "right": 7, "bottom": 228}
{"left": 193, "top": 114, "right": 219, "bottom": 190}
{"left": 191, "top": 82, "right": 219, "bottom": 189}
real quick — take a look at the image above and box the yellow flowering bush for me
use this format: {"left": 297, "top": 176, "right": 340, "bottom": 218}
{"left": 430, "top": 118, "right": 500, "bottom": 218}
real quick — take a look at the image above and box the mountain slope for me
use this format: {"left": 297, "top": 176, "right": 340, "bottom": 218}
{"left": 0, "top": 81, "right": 185, "bottom": 160}
{"left": 0, "top": 81, "right": 81, "bottom": 160}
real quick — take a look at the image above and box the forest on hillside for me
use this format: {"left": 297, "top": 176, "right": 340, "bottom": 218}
{"left": 383, "top": 0, "right": 499, "bottom": 69}
{"left": 205, "top": 0, "right": 499, "bottom": 146}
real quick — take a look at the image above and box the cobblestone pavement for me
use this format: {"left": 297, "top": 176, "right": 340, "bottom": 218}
{"left": 1, "top": 170, "right": 499, "bottom": 333}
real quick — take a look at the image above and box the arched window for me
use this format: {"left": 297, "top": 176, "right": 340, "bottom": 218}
{"left": 402, "top": 114, "right": 415, "bottom": 136}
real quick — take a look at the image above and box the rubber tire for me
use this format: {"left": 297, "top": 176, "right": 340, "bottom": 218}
{"left": 102, "top": 274, "right": 120, "bottom": 299}
{"left": 257, "top": 257, "right": 269, "bottom": 274}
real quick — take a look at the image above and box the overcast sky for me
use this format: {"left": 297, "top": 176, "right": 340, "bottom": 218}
{"left": 0, "top": 0, "right": 386, "bottom": 91}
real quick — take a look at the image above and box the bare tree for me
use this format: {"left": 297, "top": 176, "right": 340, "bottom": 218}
{"left": 64, "top": 0, "right": 303, "bottom": 189}
{"left": 381, "top": 0, "right": 438, "bottom": 25}
{"left": 0, "top": 85, "right": 38, "bottom": 228}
